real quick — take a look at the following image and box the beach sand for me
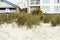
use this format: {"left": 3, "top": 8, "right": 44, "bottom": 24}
{"left": 0, "top": 23, "right": 60, "bottom": 40}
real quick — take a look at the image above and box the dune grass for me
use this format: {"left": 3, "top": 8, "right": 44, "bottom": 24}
{"left": 0, "top": 12, "right": 40, "bottom": 28}
{"left": 0, "top": 8, "right": 60, "bottom": 28}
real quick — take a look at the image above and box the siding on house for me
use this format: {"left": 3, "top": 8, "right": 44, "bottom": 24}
{"left": 0, "top": 0, "right": 19, "bottom": 13}
{"left": 28, "top": 0, "right": 60, "bottom": 13}
{"left": 0, "top": 9, "right": 16, "bottom": 13}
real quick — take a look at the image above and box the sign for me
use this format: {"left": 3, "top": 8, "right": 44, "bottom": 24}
{"left": 5, "top": 8, "right": 10, "bottom": 14}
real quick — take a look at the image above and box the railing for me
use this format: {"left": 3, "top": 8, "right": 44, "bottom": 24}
{"left": 0, "top": 10, "right": 5, "bottom": 13}
{"left": 30, "top": 1, "right": 40, "bottom": 5}
{"left": 0, "top": 10, "right": 16, "bottom": 13}
{"left": 10, "top": 10, "right": 16, "bottom": 12}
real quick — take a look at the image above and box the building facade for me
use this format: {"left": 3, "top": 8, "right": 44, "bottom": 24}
{"left": 28, "top": 0, "right": 60, "bottom": 14}
{"left": 0, "top": 0, "right": 20, "bottom": 13}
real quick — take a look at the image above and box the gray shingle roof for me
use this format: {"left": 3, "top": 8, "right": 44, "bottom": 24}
{"left": 0, "top": 0, "right": 18, "bottom": 8}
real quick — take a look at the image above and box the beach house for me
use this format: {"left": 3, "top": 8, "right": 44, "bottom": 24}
{"left": 0, "top": 0, "right": 20, "bottom": 13}
{"left": 28, "top": 0, "right": 60, "bottom": 14}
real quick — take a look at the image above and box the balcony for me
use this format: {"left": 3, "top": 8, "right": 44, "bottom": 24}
{"left": 30, "top": 1, "right": 40, "bottom": 5}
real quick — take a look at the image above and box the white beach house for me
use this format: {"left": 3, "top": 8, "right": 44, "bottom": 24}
{"left": 0, "top": 0, "right": 20, "bottom": 13}
{"left": 28, "top": 0, "right": 60, "bottom": 14}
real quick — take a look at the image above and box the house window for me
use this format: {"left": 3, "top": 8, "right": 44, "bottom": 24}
{"left": 36, "top": 0, "right": 40, "bottom": 1}
{"left": 30, "top": 6, "right": 36, "bottom": 12}
{"left": 42, "top": 6, "right": 50, "bottom": 12}
{"left": 30, "top": 0, "right": 40, "bottom": 4}
{"left": 54, "top": 0, "right": 60, "bottom": 3}
{"left": 0, "top": 8, "right": 6, "bottom": 10}
{"left": 31, "top": 0, "right": 40, "bottom": 1}
{"left": 31, "top": 0, "right": 36, "bottom": 1}
{"left": 30, "top": 1, "right": 36, "bottom": 4}
{"left": 42, "top": 0, "right": 50, "bottom": 3}
{"left": 30, "top": 6, "right": 40, "bottom": 12}
{"left": 54, "top": 6, "right": 60, "bottom": 12}
{"left": 36, "top": 1, "right": 40, "bottom": 4}
{"left": 9, "top": 8, "right": 16, "bottom": 10}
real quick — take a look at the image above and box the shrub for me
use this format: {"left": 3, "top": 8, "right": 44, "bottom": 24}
{"left": 43, "top": 15, "right": 52, "bottom": 23}
{"left": 0, "top": 14, "right": 7, "bottom": 24}
{"left": 38, "top": 13, "right": 44, "bottom": 20}
{"left": 0, "top": 12, "right": 40, "bottom": 28}
{"left": 26, "top": 15, "right": 40, "bottom": 28}
{"left": 56, "top": 15, "right": 60, "bottom": 24}
{"left": 51, "top": 15, "right": 60, "bottom": 26}
{"left": 0, "top": 13, "right": 17, "bottom": 24}
{"left": 51, "top": 18, "right": 57, "bottom": 26}
{"left": 20, "top": 8, "right": 27, "bottom": 13}
{"left": 16, "top": 13, "right": 28, "bottom": 25}
{"left": 31, "top": 7, "right": 43, "bottom": 15}
{"left": 16, "top": 13, "right": 40, "bottom": 28}
{"left": 7, "top": 13, "right": 17, "bottom": 23}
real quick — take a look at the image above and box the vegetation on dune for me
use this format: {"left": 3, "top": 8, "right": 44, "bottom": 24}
{"left": 42, "top": 14, "right": 60, "bottom": 26}
{"left": 43, "top": 15, "right": 53, "bottom": 23}
{"left": 0, "top": 12, "right": 40, "bottom": 28}
{"left": 51, "top": 15, "right": 60, "bottom": 26}
{"left": 0, "top": 8, "right": 60, "bottom": 28}
{"left": 0, "top": 14, "right": 7, "bottom": 24}
{"left": 31, "top": 7, "right": 43, "bottom": 15}
{"left": 16, "top": 13, "right": 40, "bottom": 28}
{"left": 7, "top": 13, "right": 18, "bottom": 23}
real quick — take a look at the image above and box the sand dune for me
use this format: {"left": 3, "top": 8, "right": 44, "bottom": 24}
{"left": 0, "top": 23, "right": 60, "bottom": 40}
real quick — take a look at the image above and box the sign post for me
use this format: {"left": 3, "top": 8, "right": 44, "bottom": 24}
{"left": 5, "top": 8, "right": 10, "bottom": 23}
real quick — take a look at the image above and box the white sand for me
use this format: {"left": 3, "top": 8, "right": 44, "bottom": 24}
{"left": 0, "top": 23, "right": 60, "bottom": 40}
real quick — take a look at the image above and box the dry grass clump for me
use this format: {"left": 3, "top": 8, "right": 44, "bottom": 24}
{"left": 26, "top": 14, "right": 40, "bottom": 28}
{"left": 51, "top": 15, "right": 60, "bottom": 26}
{"left": 43, "top": 15, "right": 53, "bottom": 23}
{"left": 16, "top": 13, "right": 40, "bottom": 28}
{"left": 7, "top": 13, "right": 18, "bottom": 23}
{"left": 0, "top": 14, "right": 7, "bottom": 24}
{"left": 1, "top": 11, "right": 60, "bottom": 28}
{"left": 0, "top": 12, "right": 40, "bottom": 28}
{"left": 16, "top": 13, "right": 28, "bottom": 25}
{"left": 0, "top": 13, "right": 18, "bottom": 24}
{"left": 40, "top": 14, "right": 60, "bottom": 26}
{"left": 42, "top": 14, "right": 60, "bottom": 26}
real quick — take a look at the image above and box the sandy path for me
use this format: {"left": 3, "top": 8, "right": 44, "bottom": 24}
{"left": 0, "top": 23, "right": 60, "bottom": 40}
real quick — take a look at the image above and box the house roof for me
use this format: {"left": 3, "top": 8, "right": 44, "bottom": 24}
{"left": 0, "top": 0, "right": 18, "bottom": 8}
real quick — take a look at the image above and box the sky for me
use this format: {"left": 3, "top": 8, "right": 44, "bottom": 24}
{"left": 7, "top": 0, "right": 27, "bottom": 9}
